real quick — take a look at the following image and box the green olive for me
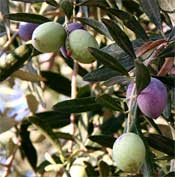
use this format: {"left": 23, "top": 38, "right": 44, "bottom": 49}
{"left": 68, "top": 29, "right": 98, "bottom": 64}
{"left": 32, "top": 22, "right": 66, "bottom": 53}
{"left": 112, "top": 133, "right": 145, "bottom": 173}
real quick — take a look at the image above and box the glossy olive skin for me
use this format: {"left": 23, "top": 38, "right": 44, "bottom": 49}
{"left": 67, "top": 29, "right": 98, "bottom": 64}
{"left": 18, "top": 22, "right": 39, "bottom": 41}
{"left": 112, "top": 133, "right": 146, "bottom": 173}
{"left": 126, "top": 78, "right": 168, "bottom": 119}
{"left": 32, "top": 22, "right": 66, "bottom": 53}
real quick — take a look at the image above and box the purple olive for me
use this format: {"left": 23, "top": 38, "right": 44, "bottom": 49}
{"left": 66, "top": 22, "right": 84, "bottom": 34}
{"left": 60, "top": 46, "right": 71, "bottom": 58}
{"left": 18, "top": 22, "right": 39, "bottom": 41}
{"left": 126, "top": 78, "right": 168, "bottom": 119}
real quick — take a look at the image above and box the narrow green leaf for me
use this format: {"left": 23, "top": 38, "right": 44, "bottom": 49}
{"left": 83, "top": 67, "right": 119, "bottom": 82}
{"left": 55, "top": 132, "right": 74, "bottom": 141}
{"left": 102, "top": 18, "right": 136, "bottom": 58}
{"left": 99, "top": 161, "right": 110, "bottom": 177}
{"left": 84, "top": 162, "right": 99, "bottom": 177}
{"left": 29, "top": 115, "right": 65, "bottom": 162}
{"left": 77, "top": 0, "right": 109, "bottom": 9}
{"left": 20, "top": 121, "right": 37, "bottom": 170}
{"left": 108, "top": 9, "right": 149, "bottom": 41}
{"left": 146, "top": 134, "right": 175, "bottom": 156}
{"left": 53, "top": 97, "right": 102, "bottom": 113}
{"left": 32, "top": 111, "right": 70, "bottom": 128}
{"left": 96, "top": 94, "right": 123, "bottom": 112}
{"left": 164, "top": 172, "right": 175, "bottom": 177}
{"left": 76, "top": 17, "right": 112, "bottom": 40}
{"left": 45, "top": 0, "right": 58, "bottom": 7}
{"left": 12, "top": 0, "right": 58, "bottom": 6}
{"left": 88, "top": 135, "right": 115, "bottom": 148}
{"left": 41, "top": 71, "right": 71, "bottom": 97}
{"left": 158, "top": 42, "right": 175, "bottom": 58}
{"left": 60, "top": 0, "right": 73, "bottom": 19}
{"left": 12, "top": 0, "right": 43, "bottom": 2}
{"left": 135, "top": 59, "right": 151, "bottom": 94}
{"left": 88, "top": 47, "right": 129, "bottom": 76}
{"left": 0, "top": 44, "right": 33, "bottom": 81}
{"left": 140, "top": 0, "right": 162, "bottom": 30}
{"left": 6, "top": 13, "right": 50, "bottom": 24}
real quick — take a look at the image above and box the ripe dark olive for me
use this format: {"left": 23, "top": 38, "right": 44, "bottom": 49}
{"left": 126, "top": 78, "right": 168, "bottom": 119}
{"left": 18, "top": 22, "right": 39, "bottom": 41}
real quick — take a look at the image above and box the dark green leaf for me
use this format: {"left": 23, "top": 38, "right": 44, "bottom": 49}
{"left": 158, "top": 42, "right": 175, "bottom": 58}
{"left": 146, "top": 134, "right": 175, "bottom": 156}
{"left": 88, "top": 47, "right": 129, "bottom": 76}
{"left": 60, "top": 0, "right": 73, "bottom": 19}
{"left": 76, "top": 17, "right": 112, "bottom": 40}
{"left": 45, "top": 0, "right": 58, "bottom": 7}
{"left": 102, "top": 43, "right": 136, "bottom": 70}
{"left": 53, "top": 97, "right": 102, "bottom": 113}
{"left": 41, "top": 71, "right": 71, "bottom": 97}
{"left": 12, "top": 0, "right": 43, "bottom": 2}
{"left": 96, "top": 94, "right": 123, "bottom": 112}
{"left": 164, "top": 172, "right": 175, "bottom": 177}
{"left": 108, "top": 9, "right": 149, "bottom": 41}
{"left": 29, "top": 115, "right": 65, "bottom": 162}
{"left": 77, "top": 0, "right": 109, "bottom": 9}
{"left": 12, "top": 0, "right": 58, "bottom": 6}
{"left": 99, "top": 161, "right": 110, "bottom": 177}
{"left": 154, "top": 76, "right": 175, "bottom": 89}
{"left": 6, "top": 13, "right": 50, "bottom": 24}
{"left": 31, "top": 111, "right": 70, "bottom": 128}
{"left": 100, "top": 114, "right": 125, "bottom": 135}
{"left": 84, "top": 162, "right": 99, "bottom": 177}
{"left": 83, "top": 67, "right": 119, "bottom": 82}
{"left": 0, "top": 44, "right": 33, "bottom": 81}
{"left": 102, "top": 18, "right": 136, "bottom": 58}
{"left": 55, "top": 132, "right": 74, "bottom": 140}
{"left": 122, "top": 0, "right": 143, "bottom": 17}
{"left": 135, "top": 59, "right": 150, "bottom": 94}
{"left": 20, "top": 121, "right": 37, "bottom": 170}
{"left": 77, "top": 85, "right": 91, "bottom": 98}
{"left": 140, "top": 0, "right": 162, "bottom": 30}
{"left": 89, "top": 135, "right": 115, "bottom": 148}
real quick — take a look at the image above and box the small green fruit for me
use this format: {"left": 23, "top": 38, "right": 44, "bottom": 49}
{"left": 112, "top": 133, "right": 145, "bottom": 173}
{"left": 32, "top": 22, "right": 66, "bottom": 53}
{"left": 68, "top": 29, "right": 98, "bottom": 64}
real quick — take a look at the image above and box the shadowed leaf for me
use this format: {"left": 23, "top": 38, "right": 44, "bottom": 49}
{"left": 88, "top": 47, "right": 129, "bottom": 76}
{"left": 76, "top": 17, "right": 112, "bottom": 39}
{"left": 89, "top": 135, "right": 115, "bottom": 148}
{"left": 135, "top": 59, "right": 151, "bottom": 94}
{"left": 102, "top": 18, "right": 136, "bottom": 58}
{"left": 140, "top": 0, "right": 162, "bottom": 30}
{"left": 53, "top": 97, "right": 102, "bottom": 113}
{"left": 6, "top": 13, "right": 50, "bottom": 24}
{"left": 109, "top": 9, "right": 149, "bottom": 41}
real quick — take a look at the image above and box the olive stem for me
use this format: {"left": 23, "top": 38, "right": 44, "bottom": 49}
{"left": 126, "top": 83, "right": 136, "bottom": 133}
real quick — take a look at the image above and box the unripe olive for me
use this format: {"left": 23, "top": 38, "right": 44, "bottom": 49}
{"left": 67, "top": 29, "right": 98, "bottom": 64}
{"left": 32, "top": 22, "right": 66, "bottom": 53}
{"left": 66, "top": 22, "right": 84, "bottom": 33}
{"left": 126, "top": 78, "right": 167, "bottom": 119}
{"left": 18, "top": 22, "right": 39, "bottom": 41}
{"left": 112, "top": 133, "right": 145, "bottom": 173}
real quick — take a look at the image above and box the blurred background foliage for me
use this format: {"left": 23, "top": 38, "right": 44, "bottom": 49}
{"left": 0, "top": 0, "right": 175, "bottom": 176}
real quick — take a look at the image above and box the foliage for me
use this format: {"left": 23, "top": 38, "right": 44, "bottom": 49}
{"left": 0, "top": 0, "right": 175, "bottom": 176}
